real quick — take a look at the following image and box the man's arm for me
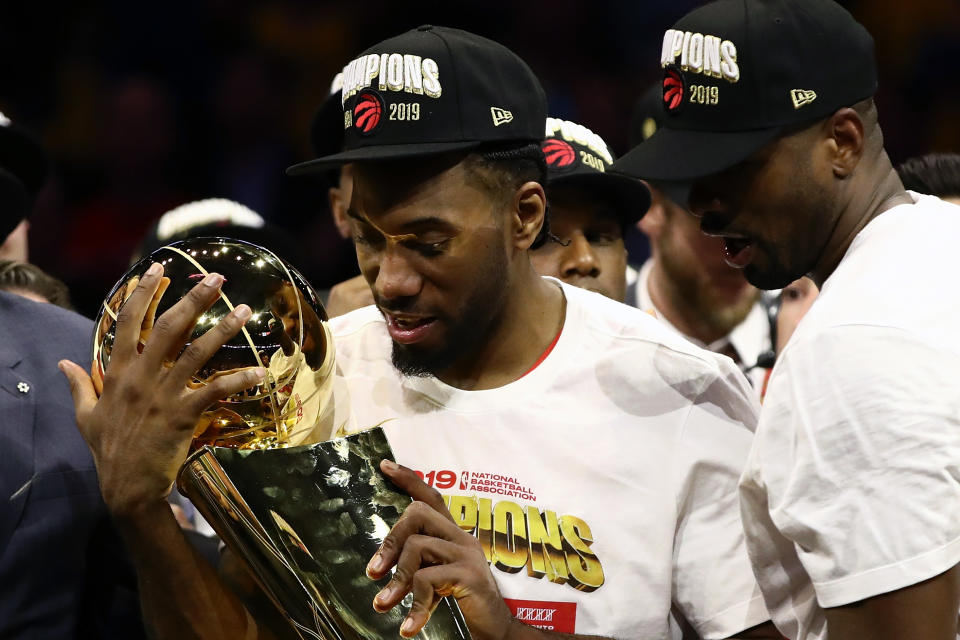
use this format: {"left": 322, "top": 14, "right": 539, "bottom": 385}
{"left": 60, "top": 264, "right": 288, "bottom": 640}
{"left": 823, "top": 565, "right": 960, "bottom": 640}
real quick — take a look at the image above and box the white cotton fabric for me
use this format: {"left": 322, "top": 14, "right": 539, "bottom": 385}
{"left": 740, "top": 193, "right": 960, "bottom": 639}
{"left": 331, "top": 279, "right": 768, "bottom": 639}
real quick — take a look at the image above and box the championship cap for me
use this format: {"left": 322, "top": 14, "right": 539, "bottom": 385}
{"left": 542, "top": 117, "right": 650, "bottom": 225}
{"left": 287, "top": 25, "right": 547, "bottom": 174}
{"left": 0, "top": 111, "right": 48, "bottom": 239}
{"left": 612, "top": 0, "right": 878, "bottom": 182}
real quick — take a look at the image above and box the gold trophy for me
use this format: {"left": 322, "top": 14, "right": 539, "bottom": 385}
{"left": 93, "top": 238, "right": 472, "bottom": 640}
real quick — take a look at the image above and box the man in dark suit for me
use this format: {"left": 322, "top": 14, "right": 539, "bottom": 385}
{"left": 0, "top": 110, "right": 144, "bottom": 638}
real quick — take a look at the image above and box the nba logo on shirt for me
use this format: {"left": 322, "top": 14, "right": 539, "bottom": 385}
{"left": 460, "top": 471, "right": 470, "bottom": 490}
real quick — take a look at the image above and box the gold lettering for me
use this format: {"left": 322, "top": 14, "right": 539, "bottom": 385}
{"left": 525, "top": 507, "right": 569, "bottom": 584}
{"left": 560, "top": 515, "right": 604, "bottom": 592}
{"left": 703, "top": 35, "right": 722, "bottom": 78}
{"left": 477, "top": 497, "right": 494, "bottom": 564}
{"left": 448, "top": 495, "right": 478, "bottom": 533}
{"left": 493, "top": 500, "right": 527, "bottom": 572}
{"left": 403, "top": 54, "right": 423, "bottom": 95}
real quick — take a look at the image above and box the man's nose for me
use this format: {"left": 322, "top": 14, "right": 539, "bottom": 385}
{"left": 560, "top": 233, "right": 600, "bottom": 279}
{"left": 374, "top": 249, "right": 422, "bottom": 301}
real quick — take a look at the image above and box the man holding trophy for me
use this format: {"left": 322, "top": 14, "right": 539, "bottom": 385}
{"left": 60, "top": 26, "right": 779, "bottom": 640}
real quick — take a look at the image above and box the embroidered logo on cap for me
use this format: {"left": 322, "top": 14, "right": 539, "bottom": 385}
{"left": 542, "top": 138, "right": 577, "bottom": 170}
{"left": 663, "top": 67, "right": 686, "bottom": 115}
{"left": 491, "top": 107, "right": 514, "bottom": 126}
{"left": 353, "top": 91, "right": 384, "bottom": 135}
{"left": 790, "top": 89, "right": 817, "bottom": 109}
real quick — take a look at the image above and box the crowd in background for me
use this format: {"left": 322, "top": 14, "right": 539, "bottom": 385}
{"left": 0, "top": 0, "right": 958, "bottom": 316}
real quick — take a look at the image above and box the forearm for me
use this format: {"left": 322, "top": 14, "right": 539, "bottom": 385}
{"left": 114, "top": 500, "right": 281, "bottom": 640}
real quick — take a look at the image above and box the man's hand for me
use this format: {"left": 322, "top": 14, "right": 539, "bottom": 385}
{"left": 368, "top": 460, "right": 514, "bottom": 640}
{"left": 59, "top": 263, "right": 265, "bottom": 517}
{"left": 326, "top": 274, "right": 374, "bottom": 318}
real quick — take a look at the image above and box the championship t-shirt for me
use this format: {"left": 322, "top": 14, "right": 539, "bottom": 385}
{"left": 331, "top": 279, "right": 768, "bottom": 639}
{"left": 739, "top": 193, "right": 960, "bottom": 640}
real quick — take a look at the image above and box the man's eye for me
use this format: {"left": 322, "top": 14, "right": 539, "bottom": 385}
{"left": 587, "top": 232, "right": 619, "bottom": 246}
{"left": 407, "top": 239, "right": 450, "bottom": 256}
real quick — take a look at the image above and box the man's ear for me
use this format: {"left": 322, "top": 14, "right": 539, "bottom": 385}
{"left": 825, "top": 107, "right": 866, "bottom": 179}
{"left": 512, "top": 181, "right": 547, "bottom": 251}
{"left": 637, "top": 183, "right": 666, "bottom": 239}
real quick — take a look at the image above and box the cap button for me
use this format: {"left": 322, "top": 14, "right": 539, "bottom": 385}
{"left": 416, "top": 25, "right": 434, "bottom": 31}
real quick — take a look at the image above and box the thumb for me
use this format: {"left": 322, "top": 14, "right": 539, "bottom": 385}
{"left": 58, "top": 359, "right": 98, "bottom": 418}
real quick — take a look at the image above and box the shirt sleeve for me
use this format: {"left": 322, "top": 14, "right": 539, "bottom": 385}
{"left": 672, "top": 355, "right": 771, "bottom": 639}
{"left": 744, "top": 324, "right": 960, "bottom": 609}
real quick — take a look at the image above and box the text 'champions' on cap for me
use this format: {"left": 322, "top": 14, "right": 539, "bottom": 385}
{"left": 542, "top": 117, "right": 650, "bottom": 224}
{"left": 288, "top": 25, "right": 547, "bottom": 175}
{"left": 612, "top": 0, "right": 878, "bottom": 183}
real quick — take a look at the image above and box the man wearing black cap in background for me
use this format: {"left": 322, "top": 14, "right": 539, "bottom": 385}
{"left": 627, "top": 88, "right": 774, "bottom": 392}
{"left": 528, "top": 116, "right": 650, "bottom": 302}
{"left": 62, "top": 25, "right": 780, "bottom": 640}
{"left": 614, "top": 1, "right": 960, "bottom": 638}
{"left": 0, "top": 111, "right": 48, "bottom": 262}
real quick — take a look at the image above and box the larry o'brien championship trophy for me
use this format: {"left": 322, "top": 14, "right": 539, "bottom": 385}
{"left": 92, "top": 237, "right": 472, "bottom": 640}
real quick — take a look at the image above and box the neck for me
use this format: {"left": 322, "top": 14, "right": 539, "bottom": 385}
{"left": 436, "top": 264, "right": 565, "bottom": 391}
{"left": 809, "top": 155, "right": 912, "bottom": 287}
{"left": 646, "top": 261, "right": 727, "bottom": 345}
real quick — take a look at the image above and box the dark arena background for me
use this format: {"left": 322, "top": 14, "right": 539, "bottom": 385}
{"left": 1, "top": 0, "right": 957, "bottom": 317}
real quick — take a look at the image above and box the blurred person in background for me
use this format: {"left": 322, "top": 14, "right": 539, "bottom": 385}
{"left": 0, "top": 111, "right": 48, "bottom": 262}
{"left": 529, "top": 116, "right": 649, "bottom": 302}
{"left": 896, "top": 152, "right": 960, "bottom": 205}
{"left": 0, "top": 259, "right": 71, "bottom": 308}
{"left": 624, "top": 85, "right": 774, "bottom": 390}
{"left": 0, "top": 120, "right": 144, "bottom": 637}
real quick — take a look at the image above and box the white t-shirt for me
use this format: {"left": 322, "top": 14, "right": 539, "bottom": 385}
{"left": 739, "top": 193, "right": 960, "bottom": 639}
{"left": 331, "top": 280, "right": 768, "bottom": 639}
{"left": 634, "top": 260, "right": 773, "bottom": 394}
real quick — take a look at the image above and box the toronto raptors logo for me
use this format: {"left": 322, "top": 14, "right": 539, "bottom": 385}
{"left": 353, "top": 91, "right": 383, "bottom": 135}
{"left": 663, "top": 67, "right": 685, "bottom": 115}
{"left": 542, "top": 138, "right": 577, "bottom": 171}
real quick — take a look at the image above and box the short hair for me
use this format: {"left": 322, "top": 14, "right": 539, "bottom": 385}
{"left": 0, "top": 260, "right": 71, "bottom": 308}
{"left": 896, "top": 153, "right": 960, "bottom": 199}
{"left": 463, "top": 142, "right": 552, "bottom": 249}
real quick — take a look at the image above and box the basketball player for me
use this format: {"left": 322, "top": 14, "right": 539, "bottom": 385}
{"left": 61, "top": 26, "right": 779, "bottom": 639}
{"left": 527, "top": 117, "right": 649, "bottom": 302}
{"left": 614, "top": 1, "right": 960, "bottom": 638}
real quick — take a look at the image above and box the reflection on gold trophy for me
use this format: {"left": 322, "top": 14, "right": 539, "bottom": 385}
{"left": 93, "top": 238, "right": 471, "bottom": 640}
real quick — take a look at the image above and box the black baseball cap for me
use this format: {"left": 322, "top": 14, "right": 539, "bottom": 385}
{"left": 287, "top": 25, "right": 546, "bottom": 174}
{"left": 0, "top": 112, "right": 48, "bottom": 238}
{"left": 542, "top": 117, "right": 650, "bottom": 225}
{"left": 612, "top": 0, "right": 877, "bottom": 182}
{"left": 628, "top": 83, "right": 663, "bottom": 148}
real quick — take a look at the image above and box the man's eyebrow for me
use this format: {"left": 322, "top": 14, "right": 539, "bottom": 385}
{"left": 346, "top": 208, "right": 456, "bottom": 233}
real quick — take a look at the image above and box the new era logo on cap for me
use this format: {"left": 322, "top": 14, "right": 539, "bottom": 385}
{"left": 491, "top": 107, "right": 513, "bottom": 126}
{"left": 791, "top": 89, "right": 817, "bottom": 109}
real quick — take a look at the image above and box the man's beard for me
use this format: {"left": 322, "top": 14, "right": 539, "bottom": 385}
{"left": 658, "top": 238, "right": 761, "bottom": 339}
{"left": 385, "top": 249, "right": 509, "bottom": 379}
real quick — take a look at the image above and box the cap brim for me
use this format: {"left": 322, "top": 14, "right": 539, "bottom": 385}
{"left": 611, "top": 125, "right": 783, "bottom": 182}
{"left": 548, "top": 172, "right": 651, "bottom": 225}
{"left": 286, "top": 140, "right": 485, "bottom": 176}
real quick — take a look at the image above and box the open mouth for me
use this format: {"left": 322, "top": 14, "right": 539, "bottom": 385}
{"left": 721, "top": 236, "right": 755, "bottom": 268}
{"left": 383, "top": 313, "right": 438, "bottom": 345}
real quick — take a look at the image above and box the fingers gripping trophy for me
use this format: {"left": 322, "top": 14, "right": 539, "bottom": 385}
{"left": 91, "top": 237, "right": 471, "bottom": 640}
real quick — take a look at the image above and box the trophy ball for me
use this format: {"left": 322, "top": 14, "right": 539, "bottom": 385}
{"left": 92, "top": 237, "right": 336, "bottom": 450}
